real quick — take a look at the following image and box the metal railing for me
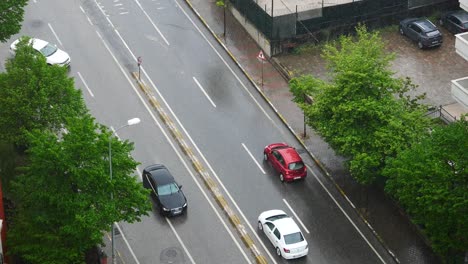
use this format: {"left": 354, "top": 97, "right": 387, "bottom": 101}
{"left": 425, "top": 105, "right": 457, "bottom": 124}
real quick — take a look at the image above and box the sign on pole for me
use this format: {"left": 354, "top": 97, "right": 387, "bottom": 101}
{"left": 257, "top": 50, "right": 266, "bottom": 61}
{"left": 257, "top": 50, "right": 266, "bottom": 88}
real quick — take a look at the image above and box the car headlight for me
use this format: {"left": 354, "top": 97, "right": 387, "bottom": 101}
{"left": 183, "top": 203, "right": 187, "bottom": 207}
{"left": 162, "top": 207, "right": 170, "bottom": 211}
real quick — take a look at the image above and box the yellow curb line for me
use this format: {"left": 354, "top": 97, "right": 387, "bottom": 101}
{"left": 130, "top": 73, "right": 266, "bottom": 263}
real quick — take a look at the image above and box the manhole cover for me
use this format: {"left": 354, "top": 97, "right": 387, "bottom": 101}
{"left": 160, "top": 247, "right": 185, "bottom": 264}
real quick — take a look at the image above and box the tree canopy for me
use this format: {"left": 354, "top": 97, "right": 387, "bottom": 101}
{"left": 289, "top": 25, "right": 430, "bottom": 184}
{"left": 0, "top": 0, "right": 28, "bottom": 42}
{"left": 383, "top": 118, "right": 468, "bottom": 259}
{"left": 0, "top": 37, "right": 87, "bottom": 146}
{"left": 7, "top": 114, "right": 151, "bottom": 264}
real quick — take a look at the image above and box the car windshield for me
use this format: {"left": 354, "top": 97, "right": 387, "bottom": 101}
{"left": 40, "top": 43, "right": 57, "bottom": 57}
{"left": 284, "top": 232, "right": 304, "bottom": 245}
{"left": 288, "top": 161, "right": 304, "bottom": 170}
{"left": 463, "top": 22, "right": 468, "bottom": 28}
{"left": 266, "top": 214, "right": 288, "bottom": 222}
{"left": 157, "top": 183, "right": 179, "bottom": 196}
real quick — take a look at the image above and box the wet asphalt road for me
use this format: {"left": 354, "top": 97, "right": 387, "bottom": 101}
{"left": 1, "top": 0, "right": 399, "bottom": 263}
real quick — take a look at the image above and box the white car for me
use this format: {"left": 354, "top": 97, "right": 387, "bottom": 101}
{"left": 10, "top": 37, "right": 70, "bottom": 67}
{"left": 258, "top": 209, "right": 308, "bottom": 259}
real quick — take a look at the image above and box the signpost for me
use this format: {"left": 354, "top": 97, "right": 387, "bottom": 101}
{"left": 0, "top": 220, "right": 3, "bottom": 264}
{"left": 257, "top": 50, "right": 266, "bottom": 88}
{"left": 137, "top": 56, "right": 142, "bottom": 81}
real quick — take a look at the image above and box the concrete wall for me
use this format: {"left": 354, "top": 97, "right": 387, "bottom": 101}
{"left": 230, "top": 5, "right": 273, "bottom": 57}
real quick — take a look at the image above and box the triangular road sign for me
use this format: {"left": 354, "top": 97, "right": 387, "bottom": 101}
{"left": 257, "top": 50, "right": 266, "bottom": 61}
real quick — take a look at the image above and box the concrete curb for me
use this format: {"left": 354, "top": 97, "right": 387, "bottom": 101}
{"left": 131, "top": 72, "right": 268, "bottom": 264}
{"left": 180, "top": 2, "right": 400, "bottom": 264}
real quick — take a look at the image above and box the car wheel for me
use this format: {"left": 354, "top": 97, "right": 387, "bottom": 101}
{"left": 276, "top": 247, "right": 281, "bottom": 257}
{"left": 263, "top": 152, "right": 268, "bottom": 161}
{"left": 418, "top": 41, "right": 424, "bottom": 49}
{"left": 258, "top": 221, "right": 263, "bottom": 230}
{"left": 279, "top": 174, "right": 284, "bottom": 182}
{"left": 399, "top": 27, "right": 404, "bottom": 35}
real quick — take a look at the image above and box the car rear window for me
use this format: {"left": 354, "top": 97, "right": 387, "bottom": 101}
{"left": 284, "top": 232, "right": 304, "bottom": 245}
{"left": 426, "top": 30, "right": 441, "bottom": 37}
{"left": 288, "top": 161, "right": 304, "bottom": 170}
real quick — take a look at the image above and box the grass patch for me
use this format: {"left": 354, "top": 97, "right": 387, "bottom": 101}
{"left": 292, "top": 42, "right": 328, "bottom": 55}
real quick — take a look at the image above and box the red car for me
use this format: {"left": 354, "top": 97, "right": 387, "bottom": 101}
{"left": 264, "top": 143, "right": 307, "bottom": 182}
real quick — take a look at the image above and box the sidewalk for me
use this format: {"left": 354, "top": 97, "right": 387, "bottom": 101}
{"left": 183, "top": 1, "right": 441, "bottom": 263}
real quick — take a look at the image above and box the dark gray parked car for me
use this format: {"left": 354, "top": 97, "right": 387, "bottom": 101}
{"left": 399, "top": 18, "right": 443, "bottom": 49}
{"left": 439, "top": 10, "right": 468, "bottom": 34}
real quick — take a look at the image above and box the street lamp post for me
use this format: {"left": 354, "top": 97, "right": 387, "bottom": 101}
{"left": 109, "top": 117, "right": 141, "bottom": 264}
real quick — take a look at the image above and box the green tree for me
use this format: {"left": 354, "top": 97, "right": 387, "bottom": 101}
{"left": 0, "top": 37, "right": 87, "bottom": 146}
{"left": 8, "top": 114, "right": 151, "bottom": 264}
{"left": 383, "top": 118, "right": 468, "bottom": 260}
{"left": 290, "top": 25, "right": 430, "bottom": 184}
{"left": 0, "top": 0, "right": 28, "bottom": 42}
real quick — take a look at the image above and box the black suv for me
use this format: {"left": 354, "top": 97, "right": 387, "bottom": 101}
{"left": 399, "top": 18, "right": 443, "bottom": 49}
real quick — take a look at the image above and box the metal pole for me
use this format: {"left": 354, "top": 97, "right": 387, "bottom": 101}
{"left": 108, "top": 118, "right": 140, "bottom": 264}
{"left": 224, "top": 4, "right": 226, "bottom": 38}
{"left": 109, "top": 137, "right": 115, "bottom": 264}
{"left": 261, "top": 60, "right": 264, "bottom": 89}
{"left": 138, "top": 65, "right": 141, "bottom": 81}
{"left": 303, "top": 94, "right": 306, "bottom": 138}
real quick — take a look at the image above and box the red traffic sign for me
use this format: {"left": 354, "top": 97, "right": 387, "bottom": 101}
{"left": 137, "top": 56, "right": 142, "bottom": 66}
{"left": 257, "top": 50, "right": 266, "bottom": 61}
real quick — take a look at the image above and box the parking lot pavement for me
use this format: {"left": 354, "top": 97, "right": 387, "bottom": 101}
{"left": 278, "top": 27, "right": 468, "bottom": 111}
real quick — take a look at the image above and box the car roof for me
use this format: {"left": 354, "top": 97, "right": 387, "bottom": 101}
{"left": 273, "top": 217, "right": 301, "bottom": 235}
{"left": 276, "top": 146, "right": 302, "bottom": 163}
{"left": 413, "top": 19, "right": 437, "bottom": 32}
{"left": 146, "top": 165, "right": 175, "bottom": 185}
{"left": 449, "top": 10, "right": 468, "bottom": 22}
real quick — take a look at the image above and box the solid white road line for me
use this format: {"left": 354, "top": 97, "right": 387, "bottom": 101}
{"left": 115, "top": 223, "right": 141, "bottom": 264}
{"left": 173, "top": 0, "right": 276, "bottom": 125}
{"left": 166, "top": 218, "right": 196, "bottom": 264}
{"left": 242, "top": 143, "right": 266, "bottom": 174}
{"left": 47, "top": 23, "right": 63, "bottom": 46}
{"left": 307, "top": 165, "right": 387, "bottom": 263}
{"left": 79, "top": 5, "right": 94, "bottom": 26}
{"left": 282, "top": 198, "right": 310, "bottom": 234}
{"left": 132, "top": 0, "right": 170, "bottom": 45}
{"left": 77, "top": 72, "right": 95, "bottom": 98}
{"left": 173, "top": 0, "right": 387, "bottom": 261}
{"left": 94, "top": 0, "right": 116, "bottom": 29}
{"left": 193, "top": 77, "right": 216, "bottom": 108}
{"left": 94, "top": 29, "right": 251, "bottom": 264}
{"left": 162, "top": 115, "right": 278, "bottom": 264}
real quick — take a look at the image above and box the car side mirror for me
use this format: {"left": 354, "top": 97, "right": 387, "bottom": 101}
{"left": 179, "top": 185, "right": 183, "bottom": 189}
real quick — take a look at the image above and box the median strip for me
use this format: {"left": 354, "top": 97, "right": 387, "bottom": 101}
{"left": 132, "top": 73, "right": 268, "bottom": 264}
